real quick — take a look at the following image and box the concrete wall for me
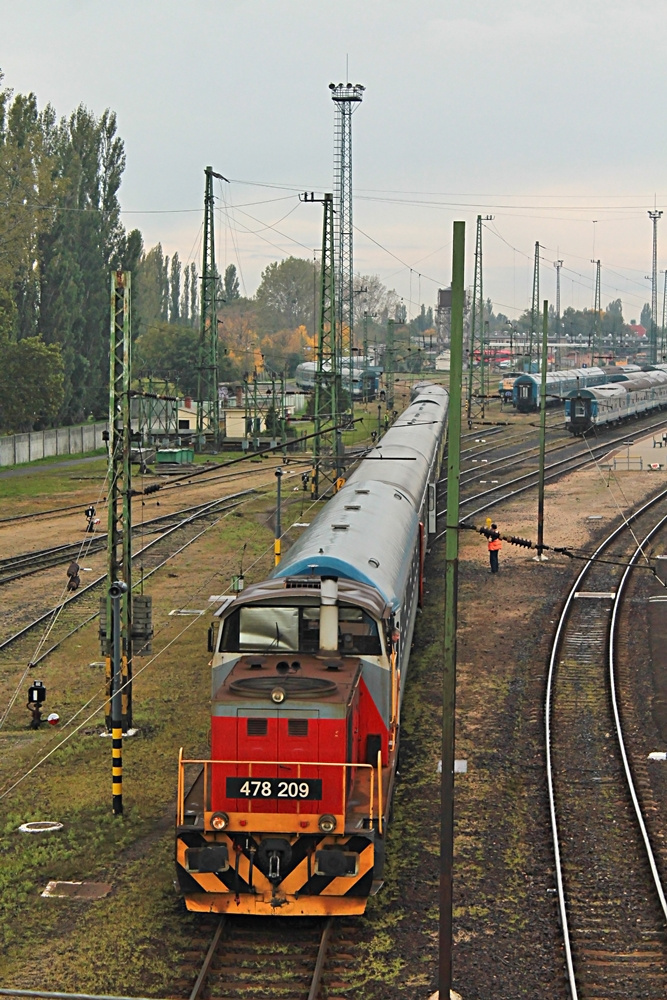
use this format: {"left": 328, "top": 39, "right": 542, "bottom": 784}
{"left": 0, "top": 422, "right": 107, "bottom": 467}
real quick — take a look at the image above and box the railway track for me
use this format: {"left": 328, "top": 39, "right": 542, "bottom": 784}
{"left": 0, "top": 495, "right": 252, "bottom": 586}
{"left": 546, "top": 488, "right": 667, "bottom": 998}
{"left": 435, "top": 415, "right": 667, "bottom": 537}
{"left": 0, "top": 491, "right": 252, "bottom": 666}
{"left": 184, "top": 916, "right": 340, "bottom": 1000}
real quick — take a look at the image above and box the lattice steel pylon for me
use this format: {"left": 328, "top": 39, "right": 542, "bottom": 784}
{"left": 590, "top": 259, "right": 601, "bottom": 357}
{"left": 302, "top": 192, "right": 339, "bottom": 498}
{"left": 529, "top": 242, "right": 540, "bottom": 369}
{"left": 330, "top": 82, "right": 364, "bottom": 415}
{"left": 649, "top": 210, "right": 663, "bottom": 365}
{"left": 197, "top": 166, "right": 228, "bottom": 447}
{"left": 106, "top": 271, "right": 132, "bottom": 731}
{"left": 466, "top": 215, "right": 492, "bottom": 425}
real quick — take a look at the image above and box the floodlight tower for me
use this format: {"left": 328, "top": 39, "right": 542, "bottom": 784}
{"left": 649, "top": 210, "right": 663, "bottom": 364}
{"left": 329, "top": 82, "right": 364, "bottom": 414}
{"left": 591, "top": 259, "right": 601, "bottom": 358}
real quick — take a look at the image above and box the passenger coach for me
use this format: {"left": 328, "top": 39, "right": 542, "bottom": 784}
{"left": 565, "top": 369, "right": 667, "bottom": 434}
{"left": 513, "top": 366, "right": 609, "bottom": 412}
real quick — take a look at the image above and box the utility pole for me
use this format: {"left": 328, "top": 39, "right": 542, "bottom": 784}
{"left": 105, "top": 272, "right": 133, "bottom": 733}
{"left": 590, "top": 259, "right": 601, "bottom": 359}
{"left": 385, "top": 319, "right": 395, "bottom": 410}
{"left": 466, "top": 215, "right": 493, "bottom": 425}
{"left": 330, "top": 82, "right": 364, "bottom": 417}
{"left": 662, "top": 270, "right": 667, "bottom": 363}
{"left": 302, "top": 192, "right": 338, "bottom": 498}
{"left": 529, "top": 243, "right": 540, "bottom": 370}
{"left": 109, "top": 580, "right": 127, "bottom": 815}
{"left": 439, "top": 219, "right": 465, "bottom": 1000}
{"left": 536, "top": 301, "right": 549, "bottom": 562}
{"left": 554, "top": 260, "right": 563, "bottom": 369}
{"left": 649, "top": 209, "right": 663, "bottom": 365}
{"left": 197, "top": 166, "right": 228, "bottom": 448}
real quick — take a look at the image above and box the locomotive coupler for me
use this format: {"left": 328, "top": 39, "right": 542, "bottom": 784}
{"left": 268, "top": 851, "right": 281, "bottom": 882}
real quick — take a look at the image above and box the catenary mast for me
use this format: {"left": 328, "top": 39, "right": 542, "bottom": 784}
{"left": 649, "top": 210, "right": 663, "bottom": 365}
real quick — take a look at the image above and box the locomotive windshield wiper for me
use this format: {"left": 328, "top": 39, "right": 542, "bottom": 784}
{"left": 267, "top": 620, "right": 282, "bottom": 650}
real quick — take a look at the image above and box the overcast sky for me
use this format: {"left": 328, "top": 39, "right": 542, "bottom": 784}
{"left": 3, "top": 0, "right": 667, "bottom": 323}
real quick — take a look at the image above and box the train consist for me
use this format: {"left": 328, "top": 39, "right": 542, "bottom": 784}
{"left": 295, "top": 360, "right": 381, "bottom": 400}
{"left": 176, "top": 382, "right": 449, "bottom": 915}
{"left": 565, "top": 369, "right": 667, "bottom": 434}
{"left": 513, "top": 366, "right": 612, "bottom": 412}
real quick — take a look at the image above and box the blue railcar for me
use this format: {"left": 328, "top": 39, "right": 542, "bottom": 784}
{"left": 565, "top": 369, "right": 667, "bottom": 434}
{"left": 295, "top": 361, "right": 379, "bottom": 400}
{"left": 513, "top": 366, "right": 609, "bottom": 412}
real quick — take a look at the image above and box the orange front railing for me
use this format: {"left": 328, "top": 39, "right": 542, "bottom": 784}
{"left": 177, "top": 754, "right": 382, "bottom": 830}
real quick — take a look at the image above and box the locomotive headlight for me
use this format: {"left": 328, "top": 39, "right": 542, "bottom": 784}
{"left": 318, "top": 813, "right": 337, "bottom": 834}
{"left": 271, "top": 687, "right": 286, "bottom": 704}
{"left": 210, "top": 811, "right": 229, "bottom": 831}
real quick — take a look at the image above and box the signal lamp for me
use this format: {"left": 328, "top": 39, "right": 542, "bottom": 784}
{"left": 318, "top": 814, "right": 337, "bottom": 834}
{"left": 271, "top": 687, "right": 286, "bottom": 704}
{"left": 210, "top": 812, "right": 229, "bottom": 831}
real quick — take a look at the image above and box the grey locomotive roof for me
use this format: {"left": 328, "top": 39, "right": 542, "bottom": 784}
{"left": 216, "top": 576, "right": 391, "bottom": 621}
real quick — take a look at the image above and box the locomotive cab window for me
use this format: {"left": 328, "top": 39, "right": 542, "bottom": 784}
{"left": 220, "top": 604, "right": 382, "bottom": 655}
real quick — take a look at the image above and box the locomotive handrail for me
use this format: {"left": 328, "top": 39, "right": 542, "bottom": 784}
{"left": 177, "top": 753, "right": 383, "bottom": 829}
{"left": 377, "top": 749, "right": 383, "bottom": 835}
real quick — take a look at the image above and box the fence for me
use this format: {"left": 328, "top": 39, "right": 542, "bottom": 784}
{"left": 0, "top": 422, "right": 108, "bottom": 468}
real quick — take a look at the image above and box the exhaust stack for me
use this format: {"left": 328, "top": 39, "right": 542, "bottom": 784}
{"left": 319, "top": 576, "right": 339, "bottom": 651}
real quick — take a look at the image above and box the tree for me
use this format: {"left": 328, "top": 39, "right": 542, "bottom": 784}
{"left": 255, "top": 257, "right": 318, "bottom": 334}
{"left": 170, "top": 252, "right": 181, "bottom": 322}
{"left": 135, "top": 244, "right": 166, "bottom": 335}
{"left": 354, "top": 274, "right": 401, "bottom": 325}
{"left": 640, "top": 302, "right": 652, "bottom": 330}
{"left": 181, "top": 266, "right": 190, "bottom": 325}
{"left": 134, "top": 322, "right": 200, "bottom": 396}
{"left": 189, "top": 262, "right": 198, "bottom": 326}
{"left": 224, "top": 263, "right": 240, "bottom": 302}
{"left": 0, "top": 336, "right": 64, "bottom": 431}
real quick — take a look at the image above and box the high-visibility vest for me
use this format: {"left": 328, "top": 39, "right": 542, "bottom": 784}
{"left": 488, "top": 537, "right": 502, "bottom": 551}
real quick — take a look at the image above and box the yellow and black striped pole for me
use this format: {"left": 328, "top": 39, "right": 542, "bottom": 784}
{"left": 109, "top": 580, "right": 128, "bottom": 815}
{"left": 274, "top": 467, "right": 283, "bottom": 566}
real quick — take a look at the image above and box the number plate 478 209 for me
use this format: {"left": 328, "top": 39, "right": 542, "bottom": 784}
{"left": 226, "top": 777, "right": 322, "bottom": 800}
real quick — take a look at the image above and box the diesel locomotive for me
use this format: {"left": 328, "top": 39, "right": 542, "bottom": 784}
{"left": 175, "top": 383, "right": 449, "bottom": 915}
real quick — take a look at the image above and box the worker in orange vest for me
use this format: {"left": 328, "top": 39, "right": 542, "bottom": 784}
{"left": 488, "top": 523, "right": 502, "bottom": 574}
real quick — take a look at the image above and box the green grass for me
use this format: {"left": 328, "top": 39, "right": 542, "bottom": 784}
{"left": 0, "top": 457, "right": 109, "bottom": 503}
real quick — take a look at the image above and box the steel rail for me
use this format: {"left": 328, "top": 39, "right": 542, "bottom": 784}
{"left": 308, "top": 917, "right": 333, "bottom": 1000}
{"left": 0, "top": 492, "right": 254, "bottom": 585}
{"left": 544, "top": 485, "right": 667, "bottom": 1000}
{"left": 433, "top": 442, "right": 611, "bottom": 543}
{"left": 0, "top": 491, "right": 251, "bottom": 655}
{"left": 188, "top": 917, "right": 226, "bottom": 1000}
{"left": 609, "top": 515, "right": 667, "bottom": 921}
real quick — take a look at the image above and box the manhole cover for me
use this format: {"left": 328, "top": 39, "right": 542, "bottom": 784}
{"left": 41, "top": 880, "right": 112, "bottom": 900}
{"left": 18, "top": 821, "right": 63, "bottom": 834}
